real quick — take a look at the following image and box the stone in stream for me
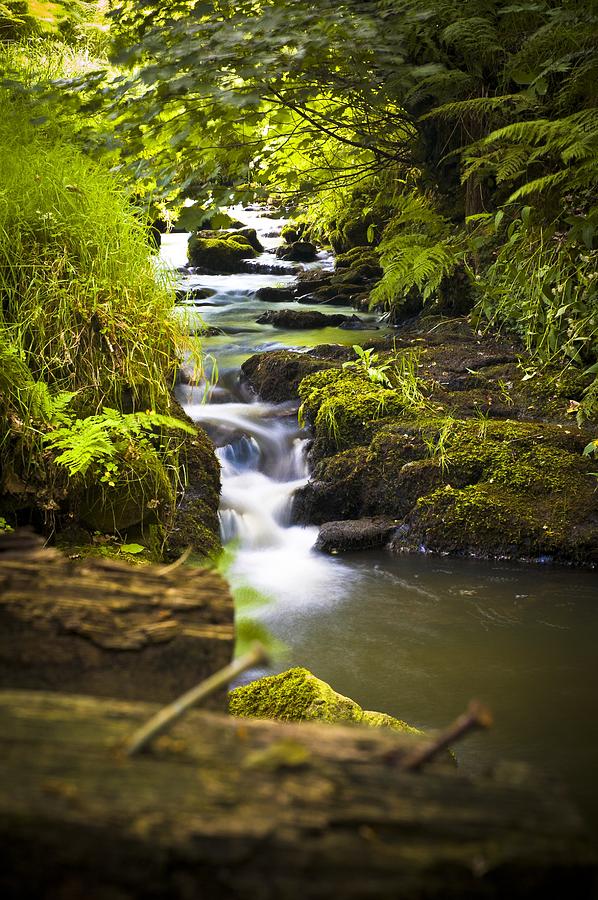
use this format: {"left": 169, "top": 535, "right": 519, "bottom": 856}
{"left": 241, "top": 350, "right": 339, "bottom": 403}
{"left": 280, "top": 224, "right": 299, "bottom": 243}
{"left": 229, "top": 667, "right": 423, "bottom": 736}
{"left": 339, "top": 317, "right": 378, "bottom": 330}
{"left": 254, "top": 285, "right": 296, "bottom": 303}
{"left": 244, "top": 259, "right": 300, "bottom": 275}
{"left": 295, "top": 271, "right": 333, "bottom": 297}
{"left": 175, "top": 287, "right": 217, "bottom": 304}
{"left": 314, "top": 517, "right": 400, "bottom": 553}
{"left": 255, "top": 309, "right": 367, "bottom": 329}
{"left": 187, "top": 231, "right": 259, "bottom": 272}
{"left": 276, "top": 240, "right": 318, "bottom": 262}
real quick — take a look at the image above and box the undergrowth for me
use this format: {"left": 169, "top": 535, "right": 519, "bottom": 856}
{"left": 0, "top": 56, "right": 200, "bottom": 540}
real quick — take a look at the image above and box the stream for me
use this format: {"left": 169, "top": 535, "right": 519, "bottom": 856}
{"left": 162, "top": 209, "right": 598, "bottom": 829}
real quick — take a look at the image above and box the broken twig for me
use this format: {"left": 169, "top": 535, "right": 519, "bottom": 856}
{"left": 400, "top": 700, "right": 493, "bottom": 772}
{"left": 124, "top": 642, "right": 269, "bottom": 756}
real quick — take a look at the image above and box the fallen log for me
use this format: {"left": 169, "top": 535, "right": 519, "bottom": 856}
{"left": 0, "top": 689, "right": 595, "bottom": 899}
{"left": 0, "top": 533, "right": 234, "bottom": 705}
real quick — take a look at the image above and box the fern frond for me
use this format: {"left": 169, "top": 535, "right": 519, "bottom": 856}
{"left": 46, "top": 419, "right": 117, "bottom": 477}
{"left": 372, "top": 236, "right": 460, "bottom": 305}
{"left": 422, "top": 93, "right": 530, "bottom": 123}
{"left": 441, "top": 17, "right": 503, "bottom": 60}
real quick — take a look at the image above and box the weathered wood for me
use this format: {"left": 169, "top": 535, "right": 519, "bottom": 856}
{"left": 0, "top": 535, "right": 234, "bottom": 705}
{"left": 0, "top": 690, "right": 595, "bottom": 899}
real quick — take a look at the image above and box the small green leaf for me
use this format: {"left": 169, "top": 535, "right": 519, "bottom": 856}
{"left": 120, "top": 543, "right": 145, "bottom": 555}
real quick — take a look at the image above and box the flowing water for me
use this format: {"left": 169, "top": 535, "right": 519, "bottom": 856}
{"left": 163, "top": 208, "right": 598, "bottom": 828}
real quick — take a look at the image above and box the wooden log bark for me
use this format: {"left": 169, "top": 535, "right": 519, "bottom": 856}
{"left": 0, "top": 689, "right": 595, "bottom": 900}
{"left": 0, "top": 534, "right": 234, "bottom": 705}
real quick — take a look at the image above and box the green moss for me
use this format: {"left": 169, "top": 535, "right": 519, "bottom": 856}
{"left": 187, "top": 234, "right": 258, "bottom": 271}
{"left": 281, "top": 224, "right": 299, "bottom": 243}
{"left": 166, "top": 496, "right": 222, "bottom": 560}
{"left": 299, "top": 369, "right": 407, "bottom": 453}
{"left": 166, "top": 411, "right": 222, "bottom": 560}
{"left": 302, "top": 404, "right": 598, "bottom": 562}
{"left": 228, "top": 667, "right": 422, "bottom": 736}
{"left": 79, "top": 444, "right": 173, "bottom": 534}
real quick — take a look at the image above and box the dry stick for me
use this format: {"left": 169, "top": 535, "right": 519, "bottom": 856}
{"left": 400, "top": 700, "right": 493, "bottom": 772}
{"left": 124, "top": 642, "right": 270, "bottom": 757}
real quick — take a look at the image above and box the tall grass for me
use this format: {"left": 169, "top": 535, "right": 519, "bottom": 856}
{"left": 0, "top": 95, "right": 182, "bottom": 410}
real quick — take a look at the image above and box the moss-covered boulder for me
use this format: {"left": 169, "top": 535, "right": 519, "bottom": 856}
{"left": 295, "top": 392, "right": 598, "bottom": 563}
{"left": 229, "top": 667, "right": 422, "bottom": 736}
{"left": 187, "top": 233, "right": 258, "bottom": 272}
{"left": 276, "top": 241, "right": 318, "bottom": 262}
{"left": 241, "top": 350, "right": 339, "bottom": 403}
{"left": 165, "top": 404, "right": 222, "bottom": 560}
{"left": 298, "top": 368, "right": 408, "bottom": 456}
{"left": 281, "top": 224, "right": 299, "bottom": 244}
{"left": 79, "top": 445, "right": 173, "bottom": 534}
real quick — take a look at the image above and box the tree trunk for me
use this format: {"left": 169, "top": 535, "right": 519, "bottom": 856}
{"left": 0, "top": 689, "right": 595, "bottom": 900}
{"left": 0, "top": 532, "right": 234, "bottom": 706}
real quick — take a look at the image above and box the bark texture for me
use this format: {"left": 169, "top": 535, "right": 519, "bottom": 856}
{"left": 0, "top": 533, "right": 234, "bottom": 705}
{"left": 0, "top": 689, "right": 595, "bottom": 900}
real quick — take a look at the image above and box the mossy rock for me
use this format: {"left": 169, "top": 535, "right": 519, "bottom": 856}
{"left": 242, "top": 350, "right": 338, "bottom": 403}
{"left": 335, "top": 246, "right": 380, "bottom": 270}
{"left": 295, "top": 373, "right": 598, "bottom": 563}
{"left": 187, "top": 234, "right": 258, "bottom": 272}
{"left": 299, "top": 369, "right": 407, "bottom": 454}
{"left": 166, "top": 402, "right": 222, "bottom": 560}
{"left": 229, "top": 667, "right": 422, "bottom": 737}
{"left": 281, "top": 224, "right": 299, "bottom": 244}
{"left": 79, "top": 445, "right": 172, "bottom": 534}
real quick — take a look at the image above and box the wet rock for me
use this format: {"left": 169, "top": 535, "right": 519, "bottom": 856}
{"left": 281, "top": 225, "right": 299, "bottom": 244}
{"left": 256, "top": 309, "right": 366, "bottom": 329}
{"left": 229, "top": 667, "right": 422, "bottom": 736}
{"left": 295, "top": 271, "right": 333, "bottom": 296}
{"left": 165, "top": 401, "right": 222, "bottom": 560}
{"left": 276, "top": 241, "right": 318, "bottom": 262}
{"left": 241, "top": 350, "right": 338, "bottom": 403}
{"left": 254, "top": 286, "right": 296, "bottom": 303}
{"left": 175, "top": 287, "right": 217, "bottom": 304}
{"left": 187, "top": 233, "right": 258, "bottom": 273}
{"left": 233, "top": 227, "right": 264, "bottom": 254}
{"left": 296, "top": 364, "right": 598, "bottom": 563}
{"left": 339, "top": 316, "right": 378, "bottom": 330}
{"left": 314, "top": 517, "right": 399, "bottom": 553}
{"left": 244, "top": 259, "right": 300, "bottom": 275}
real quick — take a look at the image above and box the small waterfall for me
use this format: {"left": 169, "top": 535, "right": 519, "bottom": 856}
{"left": 169, "top": 209, "right": 356, "bottom": 609}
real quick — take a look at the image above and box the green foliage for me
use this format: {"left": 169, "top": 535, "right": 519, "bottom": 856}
{"left": 371, "top": 191, "right": 466, "bottom": 308}
{"left": 0, "top": 49, "right": 203, "bottom": 537}
{"left": 45, "top": 408, "right": 194, "bottom": 479}
{"left": 473, "top": 210, "right": 598, "bottom": 370}
{"left": 342, "top": 345, "right": 392, "bottom": 387}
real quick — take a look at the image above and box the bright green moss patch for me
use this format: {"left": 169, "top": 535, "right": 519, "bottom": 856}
{"left": 228, "top": 667, "right": 422, "bottom": 736}
{"left": 299, "top": 369, "right": 407, "bottom": 453}
{"left": 187, "top": 234, "right": 258, "bottom": 271}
